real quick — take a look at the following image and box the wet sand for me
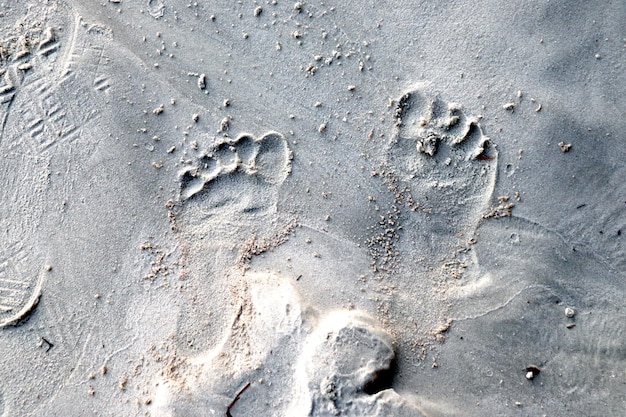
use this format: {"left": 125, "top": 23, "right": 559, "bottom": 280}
{"left": 0, "top": 1, "right": 625, "bottom": 416}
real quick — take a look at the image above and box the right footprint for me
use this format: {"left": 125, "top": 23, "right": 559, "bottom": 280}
{"left": 388, "top": 87, "right": 498, "bottom": 238}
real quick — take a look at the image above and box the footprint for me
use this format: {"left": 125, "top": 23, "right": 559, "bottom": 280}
{"left": 379, "top": 87, "right": 500, "bottom": 366}
{"left": 388, "top": 86, "right": 498, "bottom": 241}
{"left": 290, "top": 310, "right": 425, "bottom": 417}
{"left": 178, "top": 131, "right": 292, "bottom": 210}
{"left": 0, "top": 5, "right": 100, "bottom": 153}
{"left": 0, "top": 9, "right": 59, "bottom": 330}
{"left": 165, "top": 133, "right": 293, "bottom": 414}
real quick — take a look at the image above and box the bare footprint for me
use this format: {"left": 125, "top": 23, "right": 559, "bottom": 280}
{"left": 156, "top": 134, "right": 294, "bottom": 415}
{"left": 389, "top": 86, "right": 498, "bottom": 241}
{"left": 289, "top": 310, "right": 426, "bottom": 417}
{"left": 174, "top": 129, "right": 293, "bottom": 292}
{"left": 383, "top": 85, "right": 500, "bottom": 294}
{"left": 376, "top": 86, "right": 501, "bottom": 374}
{"left": 179, "top": 131, "right": 291, "bottom": 216}
{"left": 176, "top": 131, "right": 292, "bottom": 251}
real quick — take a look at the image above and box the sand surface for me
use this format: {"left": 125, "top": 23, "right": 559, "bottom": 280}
{"left": 0, "top": 1, "right": 625, "bottom": 416}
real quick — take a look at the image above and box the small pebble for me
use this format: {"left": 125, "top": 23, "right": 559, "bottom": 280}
{"left": 198, "top": 74, "right": 206, "bottom": 90}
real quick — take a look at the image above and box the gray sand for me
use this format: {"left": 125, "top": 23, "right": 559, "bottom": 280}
{"left": 0, "top": 1, "right": 625, "bottom": 416}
